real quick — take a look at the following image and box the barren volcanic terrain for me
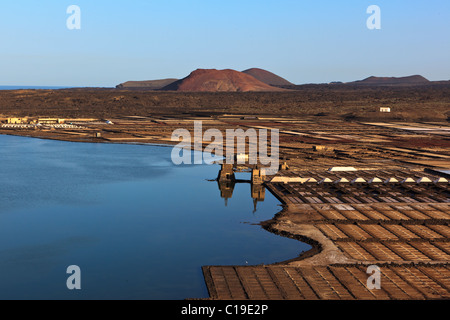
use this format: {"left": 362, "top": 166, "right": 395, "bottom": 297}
{"left": 351, "top": 75, "right": 431, "bottom": 86}
{"left": 161, "top": 68, "right": 287, "bottom": 92}
{"left": 1, "top": 83, "right": 449, "bottom": 121}
{"left": 116, "top": 79, "right": 178, "bottom": 90}
{"left": 242, "top": 68, "right": 293, "bottom": 86}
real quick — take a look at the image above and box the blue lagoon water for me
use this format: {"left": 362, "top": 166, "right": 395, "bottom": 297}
{"left": 0, "top": 135, "right": 309, "bottom": 300}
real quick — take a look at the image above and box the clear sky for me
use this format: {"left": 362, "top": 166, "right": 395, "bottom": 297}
{"left": 0, "top": 0, "right": 449, "bottom": 87}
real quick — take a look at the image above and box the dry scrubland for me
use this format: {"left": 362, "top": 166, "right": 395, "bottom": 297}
{"left": 0, "top": 85, "right": 449, "bottom": 121}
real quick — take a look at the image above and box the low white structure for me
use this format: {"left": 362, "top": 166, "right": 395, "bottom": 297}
{"left": 334, "top": 178, "right": 350, "bottom": 183}
{"left": 270, "top": 177, "right": 308, "bottom": 184}
{"left": 291, "top": 177, "right": 308, "bottom": 183}
{"left": 417, "top": 177, "right": 432, "bottom": 183}
{"left": 328, "top": 167, "right": 357, "bottom": 172}
{"left": 380, "top": 107, "right": 391, "bottom": 113}
{"left": 235, "top": 153, "right": 249, "bottom": 163}
{"left": 270, "top": 177, "right": 289, "bottom": 183}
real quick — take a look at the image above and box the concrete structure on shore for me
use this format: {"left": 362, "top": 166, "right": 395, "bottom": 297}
{"left": 217, "top": 164, "right": 235, "bottom": 182}
{"left": 2, "top": 117, "right": 65, "bottom": 125}
{"left": 7, "top": 117, "right": 27, "bottom": 124}
{"left": 251, "top": 166, "right": 265, "bottom": 185}
{"left": 38, "top": 118, "right": 65, "bottom": 124}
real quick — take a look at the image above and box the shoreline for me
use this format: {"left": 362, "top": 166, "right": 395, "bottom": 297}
{"left": 0, "top": 131, "right": 320, "bottom": 265}
{"left": 2, "top": 116, "right": 449, "bottom": 300}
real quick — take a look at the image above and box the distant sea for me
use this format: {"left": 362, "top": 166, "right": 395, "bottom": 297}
{"left": 0, "top": 86, "right": 75, "bottom": 90}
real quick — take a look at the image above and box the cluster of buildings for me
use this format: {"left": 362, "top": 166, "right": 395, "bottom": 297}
{"left": 0, "top": 117, "right": 66, "bottom": 125}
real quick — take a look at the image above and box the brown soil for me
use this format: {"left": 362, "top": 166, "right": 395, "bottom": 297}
{"left": 352, "top": 75, "right": 430, "bottom": 86}
{"left": 161, "top": 68, "right": 287, "bottom": 92}
{"left": 242, "top": 68, "right": 293, "bottom": 86}
{"left": 1, "top": 84, "right": 449, "bottom": 121}
{"left": 116, "top": 78, "right": 178, "bottom": 90}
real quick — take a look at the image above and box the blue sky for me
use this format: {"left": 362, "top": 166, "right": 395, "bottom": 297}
{"left": 0, "top": 0, "right": 449, "bottom": 86}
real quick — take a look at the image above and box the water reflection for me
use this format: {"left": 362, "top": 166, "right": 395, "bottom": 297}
{"left": 217, "top": 180, "right": 236, "bottom": 206}
{"left": 216, "top": 164, "right": 266, "bottom": 213}
{"left": 251, "top": 184, "right": 266, "bottom": 213}
{"left": 0, "top": 135, "right": 309, "bottom": 300}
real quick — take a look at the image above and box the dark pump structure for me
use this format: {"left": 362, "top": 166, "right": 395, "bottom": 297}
{"left": 216, "top": 163, "right": 266, "bottom": 211}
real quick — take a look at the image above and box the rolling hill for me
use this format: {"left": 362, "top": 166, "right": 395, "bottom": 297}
{"left": 351, "top": 75, "right": 430, "bottom": 86}
{"left": 116, "top": 79, "right": 178, "bottom": 90}
{"left": 242, "top": 68, "right": 293, "bottom": 86}
{"left": 161, "top": 69, "right": 286, "bottom": 92}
